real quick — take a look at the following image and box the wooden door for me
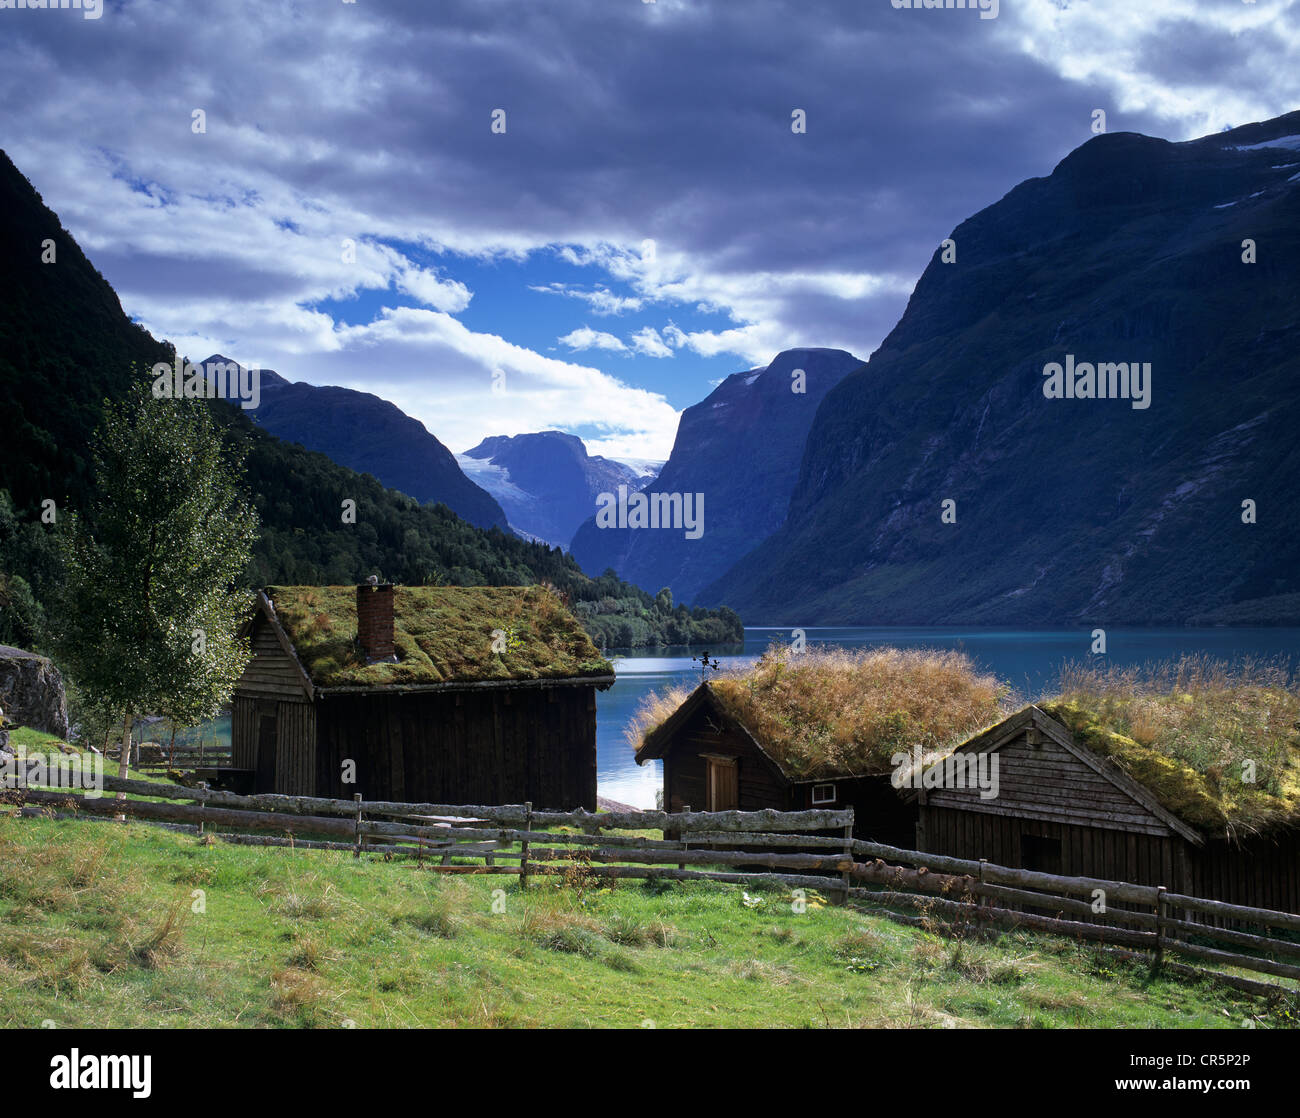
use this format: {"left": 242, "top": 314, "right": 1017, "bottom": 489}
{"left": 255, "top": 714, "right": 278, "bottom": 793}
{"left": 705, "top": 756, "right": 738, "bottom": 812}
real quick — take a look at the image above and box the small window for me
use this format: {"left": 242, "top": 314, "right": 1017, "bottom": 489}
{"left": 811, "top": 783, "right": 836, "bottom": 805}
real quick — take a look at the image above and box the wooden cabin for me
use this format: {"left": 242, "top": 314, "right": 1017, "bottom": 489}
{"left": 229, "top": 583, "right": 614, "bottom": 810}
{"left": 904, "top": 705, "right": 1300, "bottom": 914}
{"left": 634, "top": 681, "right": 917, "bottom": 845}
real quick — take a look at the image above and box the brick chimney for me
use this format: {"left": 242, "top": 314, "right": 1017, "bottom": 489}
{"left": 356, "top": 582, "right": 396, "bottom": 662}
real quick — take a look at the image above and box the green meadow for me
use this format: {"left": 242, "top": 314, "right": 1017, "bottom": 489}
{"left": 1, "top": 811, "right": 1294, "bottom": 1030}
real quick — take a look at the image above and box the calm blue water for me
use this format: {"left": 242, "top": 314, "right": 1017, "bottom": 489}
{"left": 597, "top": 627, "right": 1300, "bottom": 808}
{"left": 177, "top": 627, "right": 1300, "bottom": 809}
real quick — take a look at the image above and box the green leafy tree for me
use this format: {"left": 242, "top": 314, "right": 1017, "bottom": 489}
{"left": 49, "top": 382, "right": 258, "bottom": 790}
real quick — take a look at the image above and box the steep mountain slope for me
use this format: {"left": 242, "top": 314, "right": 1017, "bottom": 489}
{"left": 708, "top": 113, "right": 1300, "bottom": 625}
{"left": 0, "top": 151, "right": 173, "bottom": 514}
{"left": 218, "top": 356, "right": 507, "bottom": 531}
{"left": 458, "top": 431, "right": 648, "bottom": 548}
{"left": 570, "top": 348, "right": 864, "bottom": 604}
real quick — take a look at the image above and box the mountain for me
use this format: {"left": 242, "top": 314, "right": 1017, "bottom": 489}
{"left": 569, "top": 348, "right": 864, "bottom": 604}
{"left": 228, "top": 357, "right": 507, "bottom": 531}
{"left": 0, "top": 148, "right": 742, "bottom": 650}
{"left": 707, "top": 113, "right": 1300, "bottom": 625}
{"left": 457, "top": 431, "right": 651, "bottom": 548}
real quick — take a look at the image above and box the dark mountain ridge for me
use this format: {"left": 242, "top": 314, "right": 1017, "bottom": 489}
{"left": 707, "top": 112, "right": 1300, "bottom": 625}
{"left": 227, "top": 356, "right": 508, "bottom": 531}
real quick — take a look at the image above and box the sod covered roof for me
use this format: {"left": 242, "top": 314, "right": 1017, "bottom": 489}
{"left": 632, "top": 646, "right": 1009, "bottom": 781}
{"left": 261, "top": 585, "right": 613, "bottom": 689}
{"left": 1036, "top": 695, "right": 1300, "bottom": 837}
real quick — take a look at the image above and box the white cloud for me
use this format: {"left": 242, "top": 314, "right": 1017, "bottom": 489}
{"left": 530, "top": 282, "right": 645, "bottom": 315}
{"left": 629, "top": 326, "right": 674, "bottom": 358}
{"left": 559, "top": 326, "right": 627, "bottom": 352}
{"left": 996, "top": 1, "right": 1300, "bottom": 135}
{"left": 396, "top": 266, "right": 473, "bottom": 313}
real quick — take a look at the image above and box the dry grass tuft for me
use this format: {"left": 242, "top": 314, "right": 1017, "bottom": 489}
{"left": 270, "top": 966, "right": 330, "bottom": 1024}
{"left": 128, "top": 898, "right": 189, "bottom": 969}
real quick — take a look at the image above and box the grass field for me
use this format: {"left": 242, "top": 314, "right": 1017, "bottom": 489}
{"left": 1, "top": 811, "right": 1296, "bottom": 1029}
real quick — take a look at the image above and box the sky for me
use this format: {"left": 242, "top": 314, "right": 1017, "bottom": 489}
{"left": 1, "top": 0, "right": 1297, "bottom": 460}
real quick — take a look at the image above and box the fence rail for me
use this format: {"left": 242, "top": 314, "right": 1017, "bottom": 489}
{"left": 5, "top": 773, "right": 1299, "bottom": 996}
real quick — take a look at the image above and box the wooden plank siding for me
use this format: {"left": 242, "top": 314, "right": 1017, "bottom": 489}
{"left": 1190, "top": 829, "right": 1300, "bottom": 917}
{"left": 919, "top": 806, "right": 1185, "bottom": 890}
{"left": 235, "top": 617, "right": 309, "bottom": 701}
{"left": 917, "top": 721, "right": 1300, "bottom": 920}
{"left": 923, "top": 732, "right": 1177, "bottom": 838}
{"left": 232, "top": 696, "right": 258, "bottom": 770}
{"left": 274, "top": 700, "right": 316, "bottom": 797}
{"left": 311, "top": 685, "right": 597, "bottom": 811}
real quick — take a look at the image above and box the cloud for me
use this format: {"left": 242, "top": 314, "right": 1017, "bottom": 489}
{"left": 559, "top": 326, "right": 627, "bottom": 352}
{"left": 530, "top": 282, "right": 644, "bottom": 316}
{"left": 629, "top": 326, "right": 673, "bottom": 358}
{"left": 0, "top": 0, "right": 1295, "bottom": 461}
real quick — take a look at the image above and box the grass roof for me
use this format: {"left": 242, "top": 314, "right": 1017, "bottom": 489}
{"left": 264, "top": 585, "right": 613, "bottom": 688}
{"left": 631, "top": 644, "right": 1011, "bottom": 780}
{"left": 1040, "top": 657, "right": 1300, "bottom": 838}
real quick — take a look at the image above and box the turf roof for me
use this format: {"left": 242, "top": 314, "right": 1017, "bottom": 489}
{"left": 1039, "top": 694, "right": 1300, "bottom": 838}
{"left": 632, "top": 645, "right": 1010, "bottom": 781}
{"left": 263, "top": 585, "right": 613, "bottom": 688}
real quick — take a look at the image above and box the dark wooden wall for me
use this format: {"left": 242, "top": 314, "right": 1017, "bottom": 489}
{"left": 313, "top": 684, "right": 598, "bottom": 810}
{"left": 232, "top": 694, "right": 316, "bottom": 795}
{"left": 660, "top": 706, "right": 788, "bottom": 814}
{"left": 232, "top": 695, "right": 256, "bottom": 770}
{"left": 916, "top": 724, "right": 1300, "bottom": 916}
{"left": 793, "top": 778, "right": 917, "bottom": 848}
{"left": 916, "top": 725, "right": 1188, "bottom": 889}
{"left": 1190, "top": 829, "right": 1300, "bottom": 915}
{"left": 919, "top": 805, "right": 1190, "bottom": 893}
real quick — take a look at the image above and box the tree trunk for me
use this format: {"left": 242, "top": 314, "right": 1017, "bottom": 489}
{"left": 116, "top": 709, "right": 132, "bottom": 806}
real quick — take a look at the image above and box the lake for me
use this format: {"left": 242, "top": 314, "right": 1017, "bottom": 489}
{"left": 177, "top": 626, "right": 1300, "bottom": 809}
{"left": 597, "top": 626, "right": 1300, "bottom": 808}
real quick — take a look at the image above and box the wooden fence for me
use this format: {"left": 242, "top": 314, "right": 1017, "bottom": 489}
{"left": 107, "top": 743, "right": 233, "bottom": 773}
{"left": 5, "top": 773, "right": 1300, "bottom": 997}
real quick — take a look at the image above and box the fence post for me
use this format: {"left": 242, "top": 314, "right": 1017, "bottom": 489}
{"left": 199, "top": 782, "right": 209, "bottom": 837}
{"left": 839, "top": 820, "right": 853, "bottom": 905}
{"left": 679, "top": 805, "right": 690, "bottom": 872}
{"left": 520, "top": 802, "right": 532, "bottom": 890}
{"left": 353, "top": 793, "right": 363, "bottom": 859}
{"left": 1153, "top": 886, "right": 1167, "bottom": 972}
{"left": 978, "top": 857, "right": 988, "bottom": 920}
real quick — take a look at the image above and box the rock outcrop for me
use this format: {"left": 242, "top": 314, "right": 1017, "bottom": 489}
{"left": 0, "top": 645, "right": 69, "bottom": 739}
